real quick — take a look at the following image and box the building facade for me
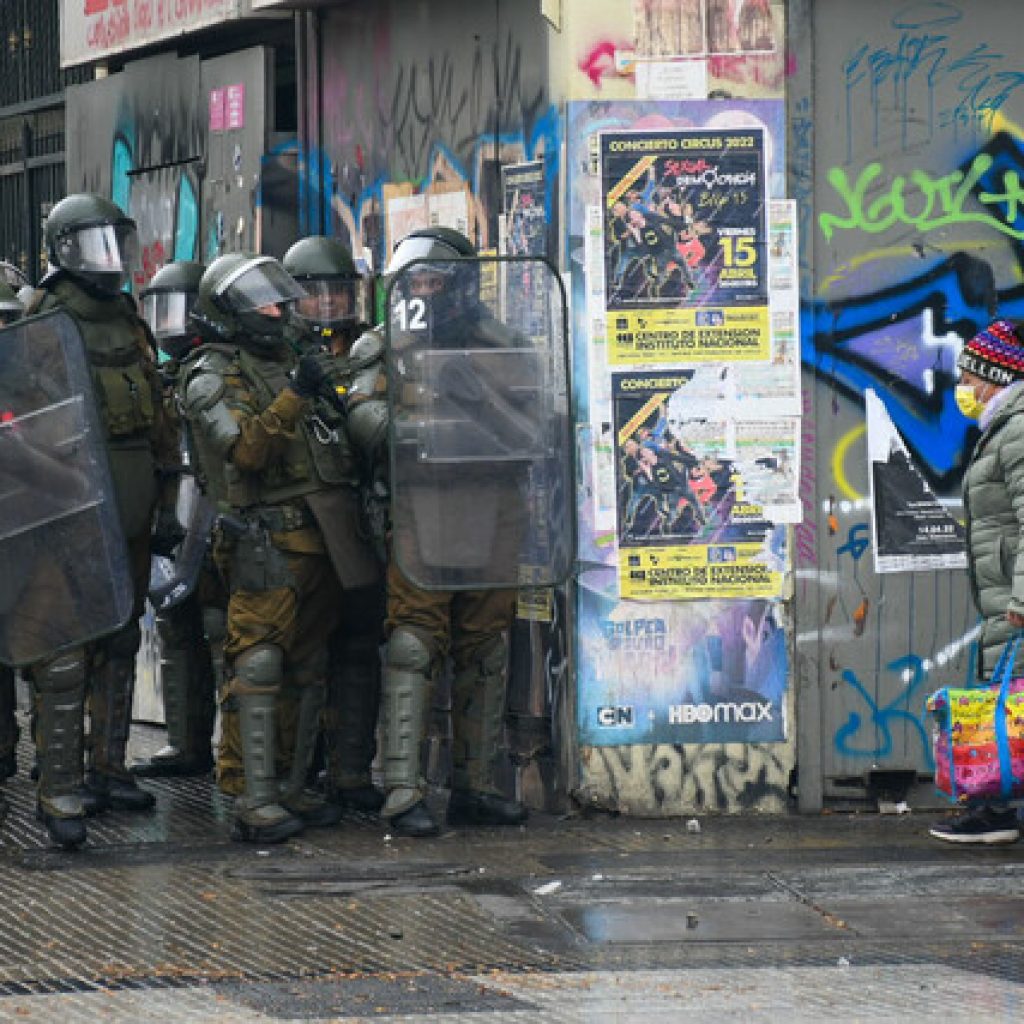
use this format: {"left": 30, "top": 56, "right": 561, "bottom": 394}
{"left": 33, "top": 0, "right": 1013, "bottom": 817}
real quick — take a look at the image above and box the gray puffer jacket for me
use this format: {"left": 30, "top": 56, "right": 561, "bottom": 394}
{"left": 963, "top": 382, "right": 1024, "bottom": 677}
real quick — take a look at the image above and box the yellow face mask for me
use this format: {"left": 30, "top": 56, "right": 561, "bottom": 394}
{"left": 955, "top": 383, "right": 986, "bottom": 420}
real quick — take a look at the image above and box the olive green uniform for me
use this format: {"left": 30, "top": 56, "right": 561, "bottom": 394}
{"left": 306, "top": 342, "right": 386, "bottom": 803}
{"left": 346, "top": 326, "right": 515, "bottom": 820}
{"left": 141, "top": 358, "right": 224, "bottom": 775}
{"left": 181, "top": 339, "right": 367, "bottom": 834}
{"left": 28, "top": 275, "right": 176, "bottom": 822}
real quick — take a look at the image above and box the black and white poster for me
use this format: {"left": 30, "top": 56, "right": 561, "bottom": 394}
{"left": 866, "top": 389, "right": 966, "bottom": 574}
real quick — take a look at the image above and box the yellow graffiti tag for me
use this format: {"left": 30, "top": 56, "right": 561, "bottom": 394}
{"left": 832, "top": 424, "right": 867, "bottom": 501}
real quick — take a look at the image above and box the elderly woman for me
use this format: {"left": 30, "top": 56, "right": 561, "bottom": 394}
{"left": 931, "top": 318, "right": 1024, "bottom": 844}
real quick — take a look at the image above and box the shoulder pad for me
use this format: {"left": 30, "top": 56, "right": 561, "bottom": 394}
{"left": 349, "top": 328, "right": 384, "bottom": 368}
{"left": 184, "top": 371, "right": 227, "bottom": 412}
{"left": 183, "top": 345, "right": 235, "bottom": 375}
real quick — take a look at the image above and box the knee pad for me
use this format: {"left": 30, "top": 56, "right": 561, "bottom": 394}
{"left": 385, "top": 628, "right": 433, "bottom": 674}
{"left": 233, "top": 644, "right": 284, "bottom": 688}
{"left": 34, "top": 650, "right": 87, "bottom": 694}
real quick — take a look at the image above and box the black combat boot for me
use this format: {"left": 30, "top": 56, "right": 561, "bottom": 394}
{"left": 391, "top": 799, "right": 440, "bottom": 837}
{"left": 36, "top": 800, "right": 87, "bottom": 850}
{"left": 331, "top": 784, "right": 386, "bottom": 814}
{"left": 85, "top": 770, "right": 156, "bottom": 811}
{"left": 447, "top": 790, "right": 528, "bottom": 828}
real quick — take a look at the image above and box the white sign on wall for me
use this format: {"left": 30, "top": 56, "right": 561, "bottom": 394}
{"left": 60, "top": 0, "right": 242, "bottom": 68}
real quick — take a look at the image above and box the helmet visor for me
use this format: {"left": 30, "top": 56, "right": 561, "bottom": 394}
{"left": 142, "top": 290, "right": 196, "bottom": 341}
{"left": 295, "top": 278, "right": 357, "bottom": 325}
{"left": 219, "top": 259, "right": 305, "bottom": 314}
{"left": 385, "top": 235, "right": 463, "bottom": 277}
{"left": 60, "top": 223, "right": 138, "bottom": 277}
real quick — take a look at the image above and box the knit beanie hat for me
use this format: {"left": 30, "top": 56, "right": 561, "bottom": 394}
{"left": 958, "top": 319, "right": 1024, "bottom": 386}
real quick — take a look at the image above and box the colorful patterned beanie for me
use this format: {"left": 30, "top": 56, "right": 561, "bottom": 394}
{"left": 958, "top": 319, "right": 1024, "bottom": 386}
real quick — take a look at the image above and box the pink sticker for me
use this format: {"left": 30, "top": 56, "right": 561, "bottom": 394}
{"left": 209, "top": 88, "right": 225, "bottom": 132}
{"left": 226, "top": 83, "right": 246, "bottom": 130}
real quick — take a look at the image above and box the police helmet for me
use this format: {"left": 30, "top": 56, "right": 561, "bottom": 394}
{"left": 283, "top": 236, "right": 361, "bottom": 340}
{"left": 44, "top": 193, "right": 138, "bottom": 296}
{"left": 140, "top": 260, "right": 205, "bottom": 360}
{"left": 192, "top": 253, "right": 305, "bottom": 351}
{"left": 385, "top": 227, "right": 479, "bottom": 332}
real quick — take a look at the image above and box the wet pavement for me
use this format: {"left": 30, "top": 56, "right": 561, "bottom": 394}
{"left": 1, "top": 721, "right": 1024, "bottom": 1021}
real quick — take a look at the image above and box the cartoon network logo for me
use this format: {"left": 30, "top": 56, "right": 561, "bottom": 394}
{"left": 668, "top": 701, "right": 772, "bottom": 725}
{"left": 596, "top": 705, "right": 635, "bottom": 727}
{"left": 601, "top": 618, "right": 666, "bottom": 651}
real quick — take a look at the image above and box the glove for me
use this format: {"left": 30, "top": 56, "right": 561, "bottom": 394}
{"left": 290, "top": 353, "right": 330, "bottom": 400}
{"left": 151, "top": 507, "right": 186, "bottom": 557}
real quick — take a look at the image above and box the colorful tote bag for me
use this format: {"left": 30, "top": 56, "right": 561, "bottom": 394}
{"left": 927, "top": 636, "right": 1024, "bottom": 804}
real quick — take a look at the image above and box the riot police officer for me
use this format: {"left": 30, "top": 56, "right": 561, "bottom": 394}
{"left": 283, "top": 236, "right": 384, "bottom": 814}
{"left": 0, "top": 281, "right": 24, "bottom": 816}
{"left": 130, "top": 261, "right": 224, "bottom": 778}
{"left": 348, "top": 227, "right": 534, "bottom": 837}
{"left": 23, "top": 194, "right": 176, "bottom": 847}
{"left": 181, "top": 253, "right": 365, "bottom": 843}
{"left": 283, "top": 235, "right": 363, "bottom": 356}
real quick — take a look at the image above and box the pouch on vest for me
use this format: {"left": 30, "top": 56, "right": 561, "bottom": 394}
{"left": 92, "top": 362, "right": 156, "bottom": 437}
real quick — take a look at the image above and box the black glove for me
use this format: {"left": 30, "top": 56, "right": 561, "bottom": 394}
{"left": 151, "top": 508, "right": 186, "bottom": 557}
{"left": 290, "top": 353, "right": 330, "bottom": 399}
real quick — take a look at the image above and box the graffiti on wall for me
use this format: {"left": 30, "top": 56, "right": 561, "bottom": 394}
{"left": 67, "top": 55, "right": 204, "bottom": 289}
{"left": 580, "top": 740, "right": 790, "bottom": 813}
{"left": 315, "top": 11, "right": 557, "bottom": 267}
{"left": 800, "top": 1, "right": 1024, "bottom": 787}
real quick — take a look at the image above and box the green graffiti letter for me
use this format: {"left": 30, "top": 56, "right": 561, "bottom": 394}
{"left": 818, "top": 163, "right": 883, "bottom": 241}
{"left": 819, "top": 152, "right": 1024, "bottom": 241}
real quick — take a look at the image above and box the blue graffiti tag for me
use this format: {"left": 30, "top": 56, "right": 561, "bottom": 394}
{"left": 843, "top": 10, "right": 1024, "bottom": 152}
{"left": 837, "top": 523, "right": 871, "bottom": 562}
{"left": 833, "top": 654, "right": 935, "bottom": 768}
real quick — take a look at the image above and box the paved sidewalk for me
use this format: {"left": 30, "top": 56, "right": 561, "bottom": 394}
{"left": 1, "top": 724, "right": 1023, "bottom": 1022}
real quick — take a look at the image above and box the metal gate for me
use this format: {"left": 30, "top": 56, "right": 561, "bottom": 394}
{"left": 0, "top": 0, "right": 87, "bottom": 281}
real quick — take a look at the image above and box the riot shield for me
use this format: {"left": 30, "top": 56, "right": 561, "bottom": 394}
{"left": 0, "top": 310, "right": 133, "bottom": 666}
{"left": 148, "top": 471, "right": 217, "bottom": 613}
{"left": 385, "top": 256, "right": 572, "bottom": 590}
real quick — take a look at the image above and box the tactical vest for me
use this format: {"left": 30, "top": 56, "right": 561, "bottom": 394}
{"left": 34, "top": 278, "right": 158, "bottom": 441}
{"left": 182, "top": 342, "right": 358, "bottom": 512}
{"left": 33, "top": 277, "right": 159, "bottom": 537}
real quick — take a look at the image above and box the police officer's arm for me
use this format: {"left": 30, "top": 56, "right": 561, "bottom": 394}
{"left": 345, "top": 328, "right": 389, "bottom": 467}
{"left": 184, "top": 364, "right": 309, "bottom": 473}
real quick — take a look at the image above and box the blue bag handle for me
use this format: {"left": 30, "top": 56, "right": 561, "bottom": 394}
{"left": 993, "top": 633, "right": 1024, "bottom": 801}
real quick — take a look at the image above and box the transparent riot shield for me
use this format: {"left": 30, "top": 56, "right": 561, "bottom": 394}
{"left": 0, "top": 310, "right": 133, "bottom": 666}
{"left": 148, "top": 471, "right": 217, "bottom": 614}
{"left": 385, "top": 256, "right": 572, "bottom": 590}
